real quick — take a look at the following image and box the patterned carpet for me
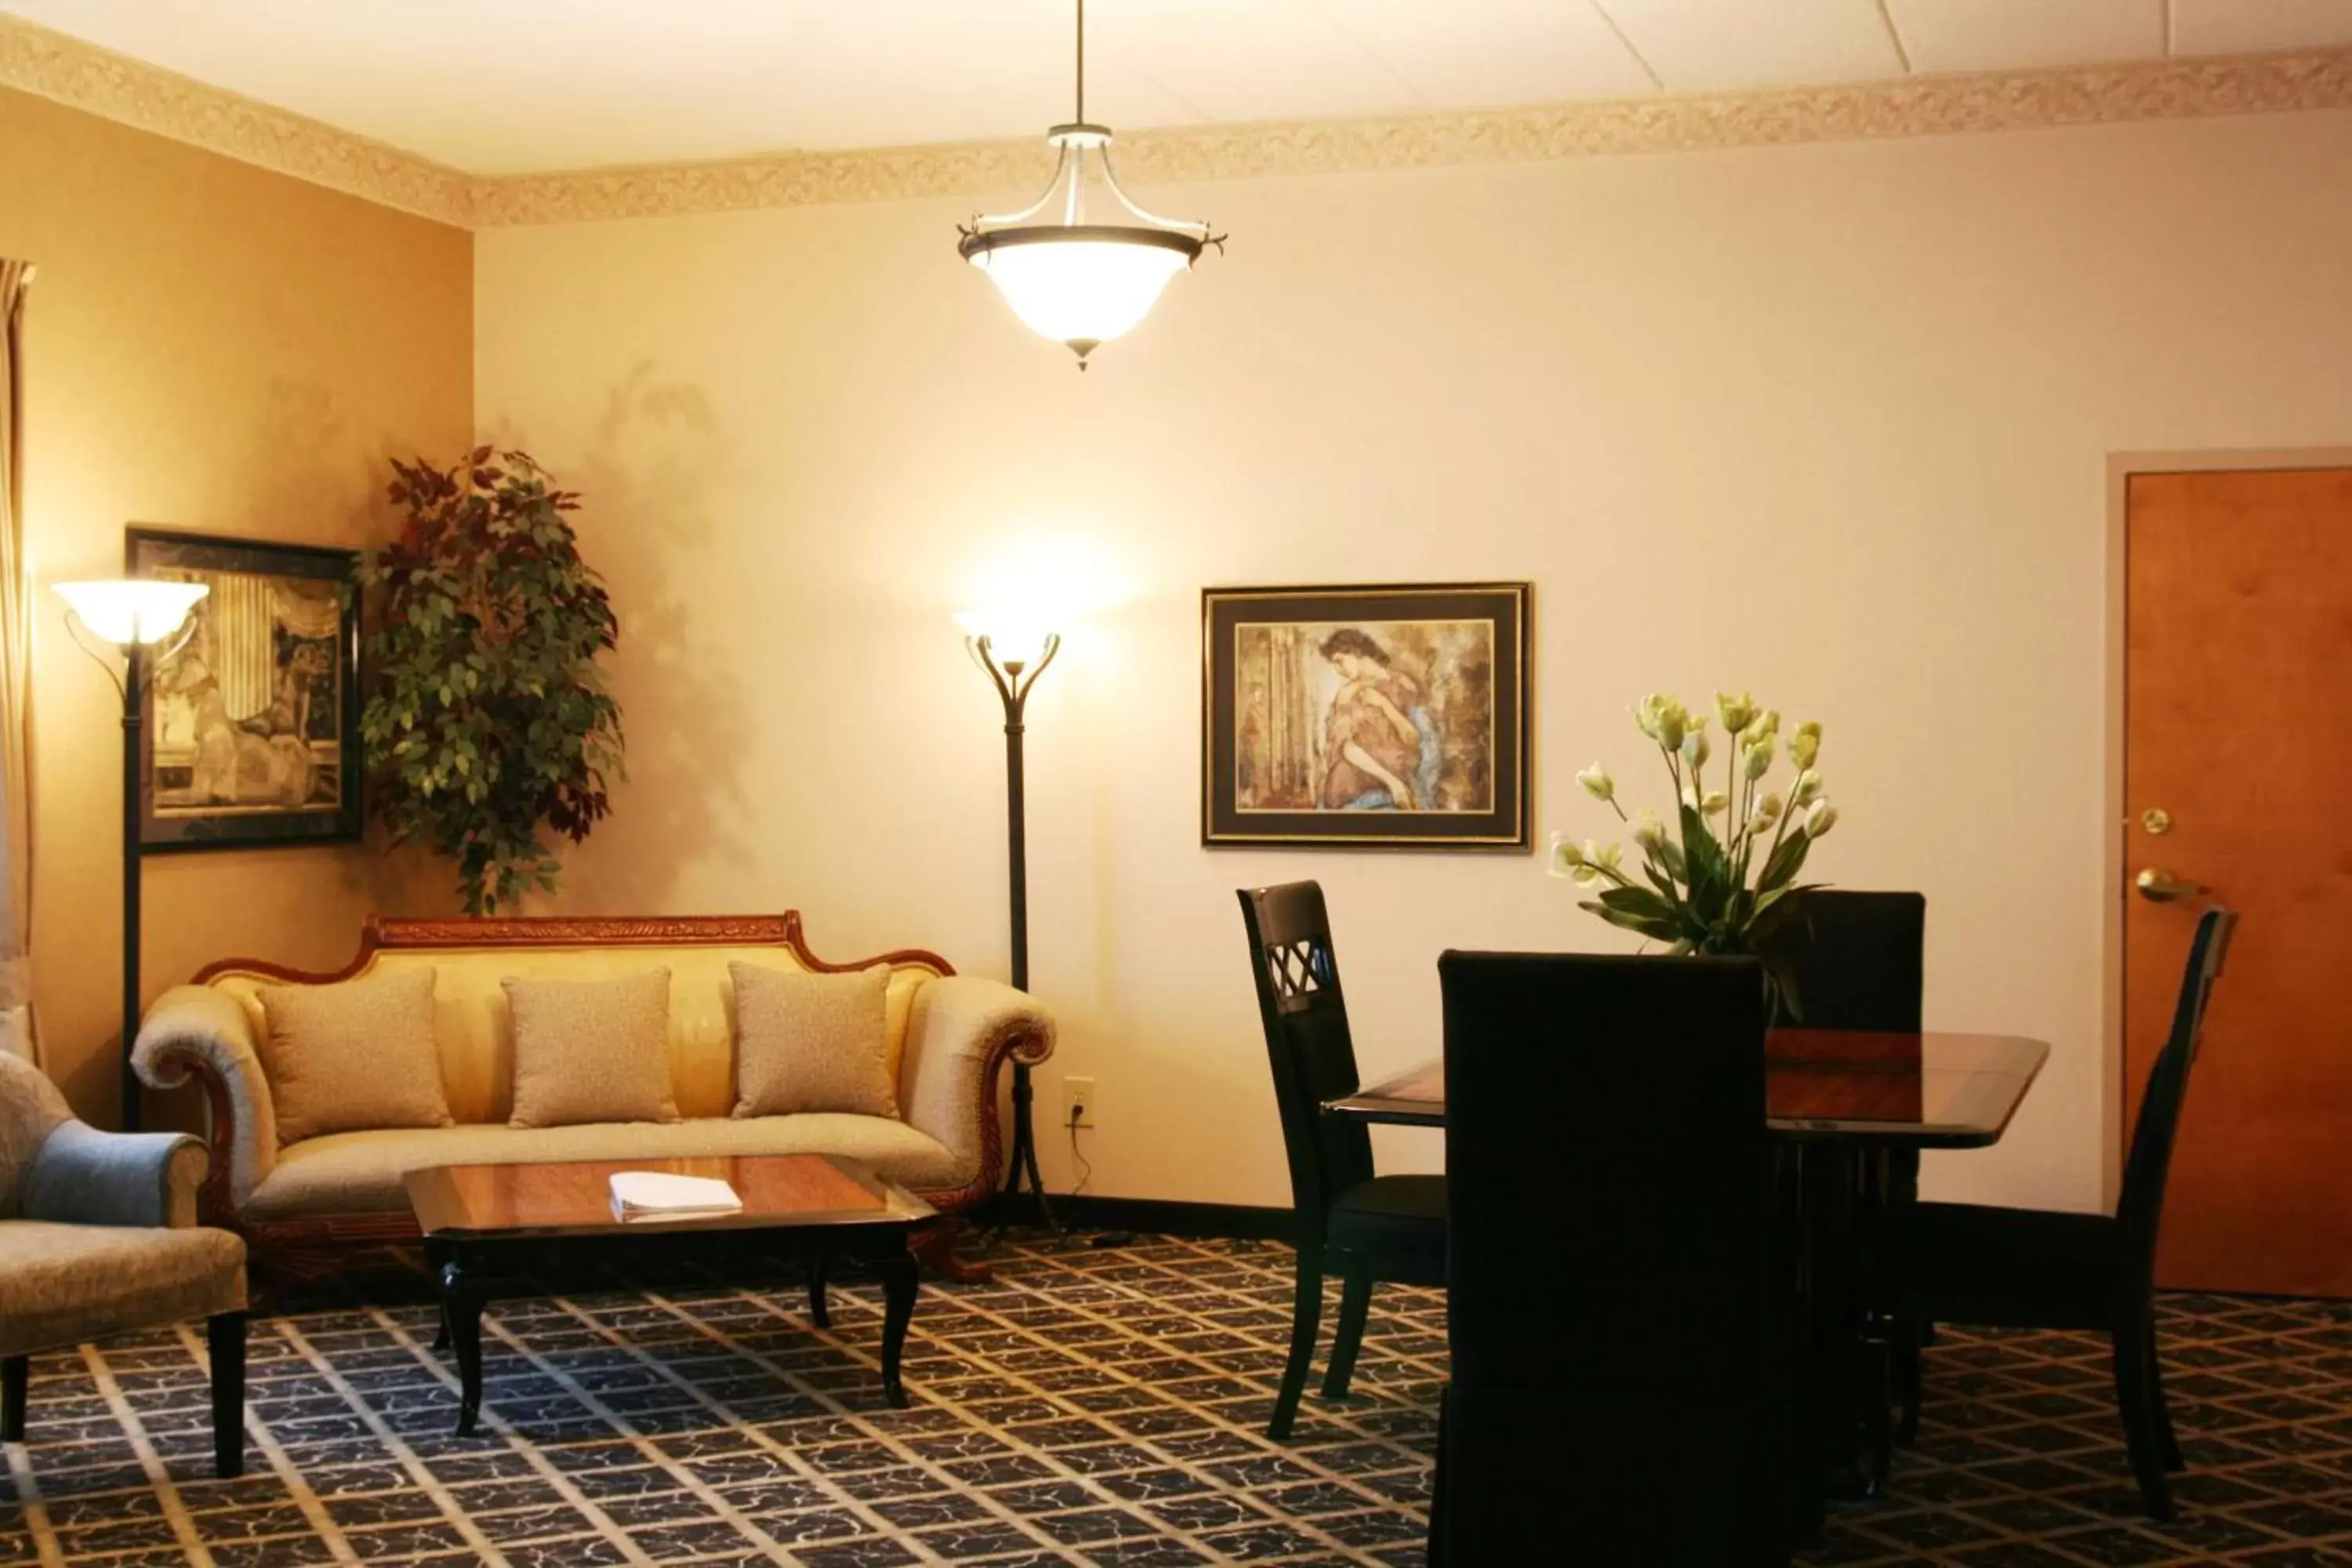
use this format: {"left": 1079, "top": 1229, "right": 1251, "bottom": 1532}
{"left": 0, "top": 1233, "right": 2348, "bottom": 1566}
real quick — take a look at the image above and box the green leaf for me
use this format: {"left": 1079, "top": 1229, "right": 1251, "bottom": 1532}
{"left": 1759, "top": 830, "right": 1813, "bottom": 894}
{"left": 1597, "top": 885, "right": 1679, "bottom": 924}
{"left": 1579, "top": 899, "right": 1682, "bottom": 943}
{"left": 1681, "top": 805, "right": 1732, "bottom": 922}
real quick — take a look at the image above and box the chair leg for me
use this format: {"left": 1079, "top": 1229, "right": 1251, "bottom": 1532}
{"left": 1891, "top": 1316, "right": 1929, "bottom": 1439}
{"left": 1269, "top": 1257, "right": 1323, "bottom": 1441}
{"left": 2112, "top": 1322, "right": 2172, "bottom": 1520}
{"left": 208, "top": 1312, "right": 246, "bottom": 1480}
{"left": 1321, "top": 1272, "right": 1372, "bottom": 1400}
{"left": 1858, "top": 1319, "right": 1894, "bottom": 1498}
{"left": 2, "top": 1355, "right": 25, "bottom": 1443}
{"left": 1427, "top": 1382, "right": 1452, "bottom": 1568}
{"left": 2143, "top": 1329, "right": 2185, "bottom": 1472}
{"left": 1895, "top": 1325, "right": 1922, "bottom": 1444}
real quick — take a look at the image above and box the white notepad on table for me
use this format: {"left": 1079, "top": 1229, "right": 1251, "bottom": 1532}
{"left": 608, "top": 1171, "right": 743, "bottom": 1222}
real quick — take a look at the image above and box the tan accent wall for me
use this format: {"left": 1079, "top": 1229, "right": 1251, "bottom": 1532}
{"left": 478, "top": 107, "right": 2352, "bottom": 1216}
{"left": 0, "top": 85, "right": 471, "bottom": 1124}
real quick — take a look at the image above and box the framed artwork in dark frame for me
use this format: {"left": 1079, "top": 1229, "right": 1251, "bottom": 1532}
{"left": 1202, "top": 582, "right": 1530, "bottom": 850}
{"left": 127, "top": 528, "right": 362, "bottom": 851}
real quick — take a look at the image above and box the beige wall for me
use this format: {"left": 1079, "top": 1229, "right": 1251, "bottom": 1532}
{"left": 476, "top": 109, "right": 2352, "bottom": 1214}
{"left": 0, "top": 85, "right": 473, "bottom": 1124}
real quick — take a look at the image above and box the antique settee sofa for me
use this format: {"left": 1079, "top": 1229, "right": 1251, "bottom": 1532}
{"left": 131, "top": 913, "right": 1052, "bottom": 1261}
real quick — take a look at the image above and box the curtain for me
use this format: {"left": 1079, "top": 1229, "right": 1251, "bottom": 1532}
{"left": 0, "top": 260, "right": 34, "bottom": 1065}
{"left": 210, "top": 572, "right": 274, "bottom": 722}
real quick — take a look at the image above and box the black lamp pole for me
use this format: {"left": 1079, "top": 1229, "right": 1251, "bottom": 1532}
{"left": 968, "top": 630, "right": 1061, "bottom": 1230}
{"left": 119, "top": 644, "right": 143, "bottom": 1132}
{"left": 57, "top": 588, "right": 199, "bottom": 1136}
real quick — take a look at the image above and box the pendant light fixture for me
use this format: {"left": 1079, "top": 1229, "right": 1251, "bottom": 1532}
{"left": 958, "top": 0, "right": 1223, "bottom": 368}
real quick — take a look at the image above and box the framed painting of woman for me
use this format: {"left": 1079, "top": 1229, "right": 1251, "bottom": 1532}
{"left": 1202, "top": 582, "right": 1530, "bottom": 848}
{"left": 127, "top": 528, "right": 362, "bottom": 851}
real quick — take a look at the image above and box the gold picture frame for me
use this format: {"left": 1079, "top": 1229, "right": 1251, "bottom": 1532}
{"left": 1202, "top": 582, "right": 1530, "bottom": 849}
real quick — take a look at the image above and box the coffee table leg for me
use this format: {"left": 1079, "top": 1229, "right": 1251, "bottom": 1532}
{"left": 808, "top": 1252, "right": 830, "bottom": 1330}
{"left": 423, "top": 1241, "right": 452, "bottom": 1352}
{"left": 441, "top": 1260, "right": 488, "bottom": 1436}
{"left": 877, "top": 1252, "right": 916, "bottom": 1410}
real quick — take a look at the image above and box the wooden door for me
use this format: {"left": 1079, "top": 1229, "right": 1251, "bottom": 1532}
{"left": 2125, "top": 468, "right": 2352, "bottom": 1296}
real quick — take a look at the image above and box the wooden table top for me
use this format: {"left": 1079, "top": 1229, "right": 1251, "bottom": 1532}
{"left": 404, "top": 1152, "right": 935, "bottom": 1240}
{"left": 1327, "top": 1029, "right": 2051, "bottom": 1149}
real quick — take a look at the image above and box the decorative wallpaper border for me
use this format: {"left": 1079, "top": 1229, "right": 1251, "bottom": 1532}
{"left": 0, "top": 13, "right": 474, "bottom": 227}
{"left": 5, "top": 12, "right": 2350, "bottom": 231}
{"left": 471, "top": 46, "right": 2352, "bottom": 226}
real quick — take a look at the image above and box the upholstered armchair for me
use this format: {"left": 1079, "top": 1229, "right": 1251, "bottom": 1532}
{"left": 0, "top": 1052, "right": 248, "bottom": 1478}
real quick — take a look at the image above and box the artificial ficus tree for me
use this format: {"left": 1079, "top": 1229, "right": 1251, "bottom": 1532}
{"left": 360, "top": 448, "right": 623, "bottom": 915}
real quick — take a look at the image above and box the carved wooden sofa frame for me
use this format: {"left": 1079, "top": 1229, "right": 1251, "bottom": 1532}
{"left": 136, "top": 913, "right": 1051, "bottom": 1281}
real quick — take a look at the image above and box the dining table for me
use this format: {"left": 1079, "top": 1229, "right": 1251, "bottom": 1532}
{"left": 1323, "top": 1027, "right": 2052, "bottom": 1524}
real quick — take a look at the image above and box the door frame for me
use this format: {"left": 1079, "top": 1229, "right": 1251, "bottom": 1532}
{"left": 2101, "top": 448, "right": 2352, "bottom": 1207}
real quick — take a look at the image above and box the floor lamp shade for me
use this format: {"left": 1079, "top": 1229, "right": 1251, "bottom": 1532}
{"left": 55, "top": 579, "right": 208, "bottom": 647}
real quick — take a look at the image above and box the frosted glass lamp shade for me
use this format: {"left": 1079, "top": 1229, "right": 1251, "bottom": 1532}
{"left": 54, "top": 579, "right": 209, "bottom": 646}
{"left": 963, "top": 227, "right": 1196, "bottom": 359}
{"left": 955, "top": 611, "right": 1057, "bottom": 670}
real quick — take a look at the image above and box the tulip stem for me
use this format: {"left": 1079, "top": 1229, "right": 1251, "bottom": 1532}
{"left": 1759, "top": 773, "right": 1800, "bottom": 884}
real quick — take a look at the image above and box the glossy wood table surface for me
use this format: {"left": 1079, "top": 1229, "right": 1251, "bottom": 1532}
{"left": 1327, "top": 1030, "right": 2051, "bottom": 1149}
{"left": 405, "top": 1152, "right": 935, "bottom": 1240}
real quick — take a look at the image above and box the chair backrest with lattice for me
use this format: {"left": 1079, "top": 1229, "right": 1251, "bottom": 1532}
{"left": 1237, "top": 882, "right": 1376, "bottom": 1231}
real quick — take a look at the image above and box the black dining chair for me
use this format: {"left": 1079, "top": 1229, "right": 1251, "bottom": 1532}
{"left": 1430, "top": 950, "right": 1791, "bottom": 1566}
{"left": 1878, "top": 904, "right": 2236, "bottom": 1520}
{"left": 1237, "top": 882, "right": 1446, "bottom": 1442}
{"left": 1777, "top": 890, "right": 1926, "bottom": 1036}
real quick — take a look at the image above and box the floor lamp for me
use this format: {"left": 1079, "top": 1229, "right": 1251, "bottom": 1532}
{"left": 55, "top": 578, "right": 209, "bottom": 1132}
{"left": 958, "top": 613, "right": 1061, "bottom": 1231}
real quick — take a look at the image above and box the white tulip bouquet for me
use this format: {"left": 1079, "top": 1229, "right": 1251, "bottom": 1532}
{"left": 1551, "top": 691, "right": 1838, "bottom": 1014}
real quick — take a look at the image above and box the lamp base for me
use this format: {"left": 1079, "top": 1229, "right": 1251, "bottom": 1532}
{"left": 998, "top": 1062, "right": 1062, "bottom": 1234}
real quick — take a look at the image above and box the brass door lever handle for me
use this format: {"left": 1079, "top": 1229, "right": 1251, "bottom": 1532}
{"left": 2135, "top": 868, "right": 2205, "bottom": 903}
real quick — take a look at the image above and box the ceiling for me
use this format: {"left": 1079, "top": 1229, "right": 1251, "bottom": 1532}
{"left": 4, "top": 0, "right": 2350, "bottom": 176}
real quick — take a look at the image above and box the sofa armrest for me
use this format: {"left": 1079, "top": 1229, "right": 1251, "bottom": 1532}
{"left": 898, "top": 976, "right": 1055, "bottom": 1210}
{"left": 24, "top": 1121, "right": 209, "bottom": 1229}
{"left": 132, "top": 984, "right": 276, "bottom": 1219}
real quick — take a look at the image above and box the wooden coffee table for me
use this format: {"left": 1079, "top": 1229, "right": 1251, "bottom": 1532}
{"left": 404, "top": 1152, "right": 935, "bottom": 1436}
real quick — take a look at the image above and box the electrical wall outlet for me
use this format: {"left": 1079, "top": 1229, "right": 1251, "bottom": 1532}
{"left": 1063, "top": 1076, "right": 1097, "bottom": 1130}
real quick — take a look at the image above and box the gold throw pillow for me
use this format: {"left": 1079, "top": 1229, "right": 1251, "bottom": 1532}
{"left": 731, "top": 962, "right": 897, "bottom": 1119}
{"left": 504, "top": 969, "right": 681, "bottom": 1128}
{"left": 257, "top": 968, "right": 452, "bottom": 1147}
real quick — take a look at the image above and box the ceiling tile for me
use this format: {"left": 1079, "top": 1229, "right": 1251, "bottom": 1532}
{"left": 0, "top": 0, "right": 1202, "bottom": 167}
{"left": 1322, "top": 0, "right": 1657, "bottom": 108}
{"left": 1887, "top": 0, "right": 2165, "bottom": 74}
{"left": 2170, "top": 0, "right": 2352, "bottom": 55}
{"left": 1087, "top": 0, "right": 1421, "bottom": 122}
{"left": 1597, "top": 0, "right": 1905, "bottom": 91}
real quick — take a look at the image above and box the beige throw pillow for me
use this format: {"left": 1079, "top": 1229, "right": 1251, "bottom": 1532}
{"left": 731, "top": 962, "right": 897, "bottom": 1119}
{"left": 257, "top": 968, "right": 451, "bottom": 1147}
{"left": 505, "top": 969, "right": 680, "bottom": 1128}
